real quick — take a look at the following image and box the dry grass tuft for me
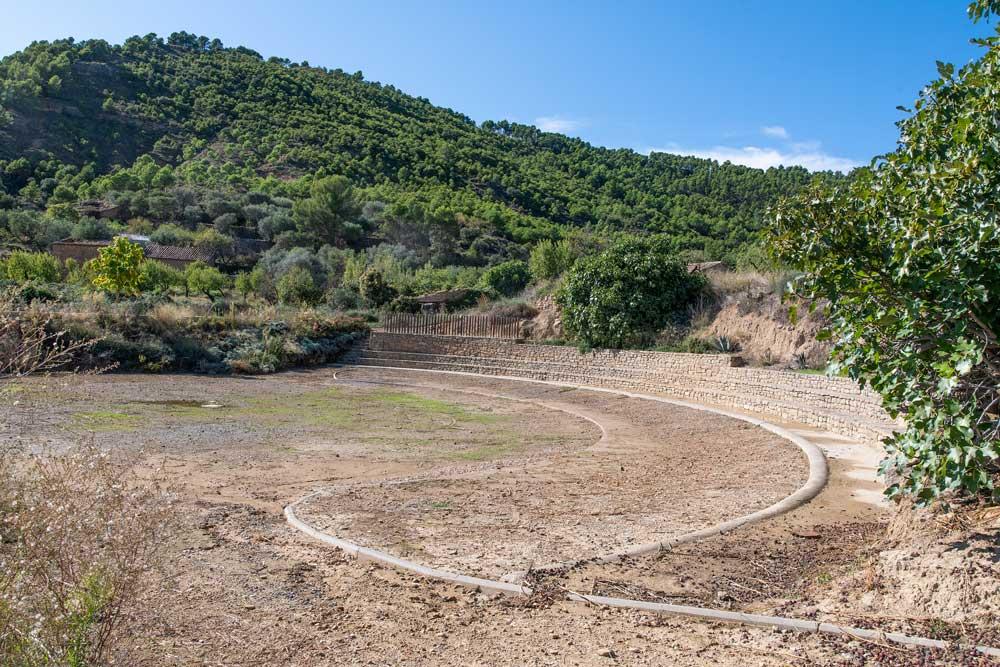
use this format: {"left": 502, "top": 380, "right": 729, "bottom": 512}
{"left": 707, "top": 269, "right": 798, "bottom": 298}
{"left": 146, "top": 302, "right": 198, "bottom": 332}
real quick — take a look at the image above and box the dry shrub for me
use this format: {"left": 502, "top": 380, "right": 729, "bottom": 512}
{"left": 0, "top": 444, "right": 173, "bottom": 666}
{"left": 145, "top": 302, "right": 197, "bottom": 333}
{"left": 707, "top": 269, "right": 797, "bottom": 298}
{"left": 0, "top": 290, "right": 97, "bottom": 377}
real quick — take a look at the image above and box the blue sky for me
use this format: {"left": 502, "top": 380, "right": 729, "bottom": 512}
{"left": 1, "top": 1, "right": 989, "bottom": 171}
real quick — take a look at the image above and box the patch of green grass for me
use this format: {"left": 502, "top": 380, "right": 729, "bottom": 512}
{"left": 429, "top": 500, "right": 452, "bottom": 510}
{"left": 72, "top": 411, "right": 142, "bottom": 431}
{"left": 371, "top": 389, "right": 503, "bottom": 424}
{"left": 243, "top": 395, "right": 357, "bottom": 428}
{"left": 0, "top": 382, "right": 24, "bottom": 398}
{"left": 448, "top": 440, "right": 519, "bottom": 461}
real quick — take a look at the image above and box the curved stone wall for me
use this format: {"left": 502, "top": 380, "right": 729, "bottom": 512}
{"left": 350, "top": 332, "right": 899, "bottom": 444}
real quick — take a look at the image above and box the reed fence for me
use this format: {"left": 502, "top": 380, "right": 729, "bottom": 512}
{"left": 381, "top": 312, "right": 524, "bottom": 340}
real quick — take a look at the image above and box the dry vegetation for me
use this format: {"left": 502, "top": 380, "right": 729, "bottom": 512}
{"left": 0, "top": 290, "right": 98, "bottom": 377}
{"left": 1, "top": 291, "right": 173, "bottom": 666}
{"left": 1, "top": 288, "right": 367, "bottom": 375}
{"left": 0, "top": 444, "right": 173, "bottom": 666}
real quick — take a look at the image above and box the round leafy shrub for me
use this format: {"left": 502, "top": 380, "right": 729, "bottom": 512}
{"left": 326, "top": 287, "right": 362, "bottom": 311}
{"left": 359, "top": 268, "right": 396, "bottom": 307}
{"left": 276, "top": 265, "right": 322, "bottom": 306}
{"left": 184, "top": 261, "right": 228, "bottom": 300}
{"left": 557, "top": 236, "right": 706, "bottom": 349}
{"left": 139, "top": 260, "right": 183, "bottom": 294}
{"left": 1, "top": 251, "right": 62, "bottom": 283}
{"left": 477, "top": 260, "right": 531, "bottom": 297}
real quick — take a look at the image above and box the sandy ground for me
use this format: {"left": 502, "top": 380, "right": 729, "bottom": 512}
{"left": 3, "top": 367, "right": 996, "bottom": 666}
{"left": 296, "top": 368, "right": 805, "bottom": 580}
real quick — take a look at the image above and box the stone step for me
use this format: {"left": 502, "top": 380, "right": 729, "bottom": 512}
{"left": 350, "top": 355, "right": 895, "bottom": 442}
{"left": 355, "top": 348, "right": 881, "bottom": 408}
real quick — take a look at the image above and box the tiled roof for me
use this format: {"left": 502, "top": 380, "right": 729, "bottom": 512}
{"left": 143, "top": 243, "right": 214, "bottom": 262}
{"left": 50, "top": 238, "right": 213, "bottom": 263}
{"left": 52, "top": 238, "right": 111, "bottom": 247}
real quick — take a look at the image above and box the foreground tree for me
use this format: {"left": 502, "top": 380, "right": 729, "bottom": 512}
{"left": 771, "top": 2, "right": 1000, "bottom": 504}
{"left": 92, "top": 237, "right": 144, "bottom": 296}
{"left": 557, "top": 236, "right": 705, "bottom": 349}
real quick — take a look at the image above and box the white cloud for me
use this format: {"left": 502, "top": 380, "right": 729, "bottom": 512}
{"left": 643, "top": 143, "right": 859, "bottom": 173}
{"left": 761, "top": 125, "right": 790, "bottom": 139}
{"left": 534, "top": 116, "right": 586, "bottom": 134}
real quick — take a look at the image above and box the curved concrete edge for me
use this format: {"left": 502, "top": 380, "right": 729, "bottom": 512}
{"left": 566, "top": 594, "right": 1000, "bottom": 658}
{"left": 286, "top": 365, "right": 1000, "bottom": 658}
{"left": 332, "top": 363, "right": 828, "bottom": 580}
{"left": 290, "top": 365, "right": 827, "bottom": 587}
{"left": 285, "top": 493, "right": 530, "bottom": 596}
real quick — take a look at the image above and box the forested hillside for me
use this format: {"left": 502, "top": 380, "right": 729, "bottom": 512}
{"left": 0, "top": 32, "right": 842, "bottom": 266}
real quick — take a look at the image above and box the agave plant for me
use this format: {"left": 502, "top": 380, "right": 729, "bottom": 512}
{"left": 713, "top": 335, "right": 740, "bottom": 353}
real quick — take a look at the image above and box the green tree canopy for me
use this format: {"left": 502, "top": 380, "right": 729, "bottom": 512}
{"left": 92, "top": 236, "right": 144, "bottom": 296}
{"left": 276, "top": 265, "right": 322, "bottom": 306}
{"left": 477, "top": 259, "right": 531, "bottom": 297}
{"left": 184, "top": 261, "right": 228, "bottom": 300}
{"left": 293, "top": 176, "right": 363, "bottom": 247}
{"left": 771, "top": 4, "right": 1000, "bottom": 504}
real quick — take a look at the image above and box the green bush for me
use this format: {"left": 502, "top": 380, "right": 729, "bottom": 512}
{"left": 386, "top": 295, "right": 420, "bottom": 313}
{"left": 184, "top": 261, "right": 228, "bottom": 300}
{"left": 1, "top": 250, "right": 62, "bottom": 283}
{"left": 477, "top": 259, "right": 531, "bottom": 297}
{"left": 326, "top": 286, "right": 363, "bottom": 311}
{"left": 359, "top": 268, "right": 396, "bottom": 307}
{"left": 149, "top": 223, "right": 196, "bottom": 246}
{"left": 70, "top": 217, "right": 115, "bottom": 241}
{"left": 772, "top": 10, "right": 1000, "bottom": 505}
{"left": 529, "top": 239, "right": 573, "bottom": 280}
{"left": 276, "top": 265, "right": 322, "bottom": 306}
{"left": 557, "top": 236, "right": 706, "bottom": 349}
{"left": 139, "top": 260, "right": 183, "bottom": 294}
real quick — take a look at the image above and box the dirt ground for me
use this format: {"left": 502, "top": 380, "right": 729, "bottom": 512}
{"left": 2, "top": 366, "right": 997, "bottom": 665}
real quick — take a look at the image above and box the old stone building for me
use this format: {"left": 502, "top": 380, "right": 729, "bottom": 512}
{"left": 50, "top": 237, "right": 215, "bottom": 270}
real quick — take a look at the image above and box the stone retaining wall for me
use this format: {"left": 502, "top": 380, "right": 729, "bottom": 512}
{"left": 360, "top": 332, "right": 898, "bottom": 443}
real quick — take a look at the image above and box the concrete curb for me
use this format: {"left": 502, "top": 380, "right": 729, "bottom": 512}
{"left": 285, "top": 364, "right": 1000, "bottom": 659}
{"left": 328, "top": 366, "right": 827, "bottom": 581}
{"left": 290, "top": 365, "right": 827, "bottom": 583}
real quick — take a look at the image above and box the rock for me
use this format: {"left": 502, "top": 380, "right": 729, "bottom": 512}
{"left": 597, "top": 648, "right": 616, "bottom": 658}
